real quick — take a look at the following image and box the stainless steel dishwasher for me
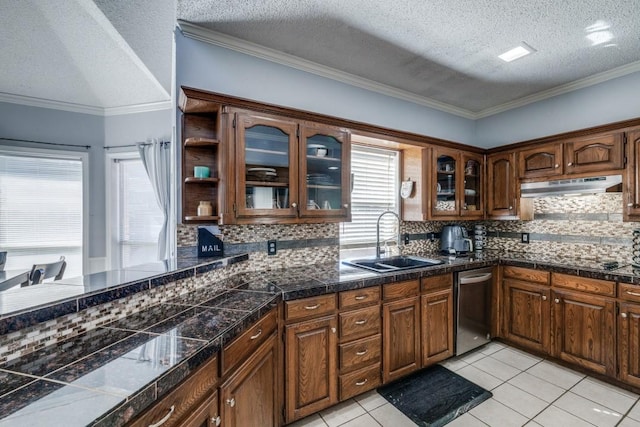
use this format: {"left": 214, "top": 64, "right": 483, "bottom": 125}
{"left": 455, "top": 267, "right": 493, "bottom": 355}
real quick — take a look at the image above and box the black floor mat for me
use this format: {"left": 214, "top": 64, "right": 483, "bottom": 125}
{"left": 377, "top": 365, "right": 492, "bottom": 427}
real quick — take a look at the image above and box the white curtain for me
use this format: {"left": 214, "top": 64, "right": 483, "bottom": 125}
{"left": 138, "top": 139, "right": 171, "bottom": 260}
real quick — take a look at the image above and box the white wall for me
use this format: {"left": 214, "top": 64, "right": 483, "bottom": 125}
{"left": 175, "top": 31, "right": 476, "bottom": 145}
{"left": 475, "top": 71, "right": 640, "bottom": 148}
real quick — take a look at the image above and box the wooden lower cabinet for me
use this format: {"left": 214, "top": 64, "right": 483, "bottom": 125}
{"left": 382, "top": 296, "right": 420, "bottom": 382}
{"left": 181, "top": 391, "right": 220, "bottom": 427}
{"left": 503, "top": 278, "right": 551, "bottom": 354}
{"left": 421, "top": 287, "right": 454, "bottom": 366}
{"left": 285, "top": 315, "right": 337, "bottom": 422}
{"left": 552, "top": 289, "right": 616, "bottom": 376}
{"left": 220, "top": 332, "right": 278, "bottom": 427}
{"left": 619, "top": 302, "right": 640, "bottom": 387}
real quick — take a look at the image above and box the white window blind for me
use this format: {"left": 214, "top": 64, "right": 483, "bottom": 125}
{"left": 0, "top": 151, "right": 83, "bottom": 277}
{"left": 340, "top": 145, "right": 399, "bottom": 247}
{"left": 113, "top": 157, "right": 163, "bottom": 268}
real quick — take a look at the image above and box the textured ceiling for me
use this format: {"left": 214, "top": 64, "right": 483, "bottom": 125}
{"left": 177, "top": 0, "right": 640, "bottom": 115}
{"left": 0, "top": 0, "right": 174, "bottom": 113}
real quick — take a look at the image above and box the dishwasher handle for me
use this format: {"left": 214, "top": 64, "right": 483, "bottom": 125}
{"left": 459, "top": 272, "right": 492, "bottom": 284}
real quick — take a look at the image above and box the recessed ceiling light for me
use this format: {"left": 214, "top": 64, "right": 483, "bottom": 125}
{"left": 498, "top": 43, "right": 536, "bottom": 62}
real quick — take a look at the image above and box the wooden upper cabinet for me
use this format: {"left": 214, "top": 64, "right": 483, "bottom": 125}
{"left": 487, "top": 152, "right": 518, "bottom": 218}
{"left": 625, "top": 130, "right": 640, "bottom": 220}
{"left": 564, "top": 133, "right": 624, "bottom": 174}
{"left": 518, "top": 143, "right": 563, "bottom": 179}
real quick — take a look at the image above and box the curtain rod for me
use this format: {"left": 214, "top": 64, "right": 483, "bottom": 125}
{"left": 0, "top": 137, "right": 91, "bottom": 149}
{"left": 103, "top": 141, "right": 170, "bottom": 150}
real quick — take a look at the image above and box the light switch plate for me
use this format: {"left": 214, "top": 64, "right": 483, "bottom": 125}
{"left": 521, "top": 233, "right": 530, "bottom": 244}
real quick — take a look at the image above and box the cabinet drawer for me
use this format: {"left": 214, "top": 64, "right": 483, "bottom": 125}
{"left": 222, "top": 309, "right": 277, "bottom": 376}
{"left": 339, "top": 363, "right": 381, "bottom": 401}
{"left": 285, "top": 294, "right": 337, "bottom": 321}
{"left": 619, "top": 283, "right": 640, "bottom": 303}
{"left": 130, "top": 356, "right": 218, "bottom": 427}
{"left": 383, "top": 280, "right": 419, "bottom": 301}
{"left": 503, "top": 266, "right": 549, "bottom": 285}
{"left": 552, "top": 273, "right": 615, "bottom": 297}
{"left": 339, "top": 286, "right": 380, "bottom": 309}
{"left": 339, "top": 334, "right": 381, "bottom": 372}
{"left": 339, "top": 305, "right": 380, "bottom": 341}
{"left": 421, "top": 273, "right": 452, "bottom": 292}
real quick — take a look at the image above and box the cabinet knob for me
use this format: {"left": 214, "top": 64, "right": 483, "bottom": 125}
{"left": 291, "top": 202, "right": 297, "bottom": 208}
{"left": 555, "top": 164, "right": 559, "bottom": 168}
{"left": 542, "top": 295, "right": 547, "bottom": 301}
{"left": 622, "top": 312, "right": 628, "bottom": 318}
{"left": 226, "top": 398, "right": 236, "bottom": 407}
{"left": 629, "top": 203, "right": 634, "bottom": 207}
{"left": 212, "top": 415, "right": 221, "bottom": 426}
{"left": 567, "top": 162, "right": 573, "bottom": 166}
{"left": 554, "top": 298, "right": 560, "bottom": 304}
{"left": 331, "top": 327, "right": 337, "bottom": 334}
{"left": 509, "top": 206, "right": 513, "bottom": 210}
{"left": 343, "top": 204, "right": 349, "bottom": 208}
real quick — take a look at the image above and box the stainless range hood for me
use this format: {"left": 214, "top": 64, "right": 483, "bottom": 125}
{"left": 520, "top": 175, "right": 622, "bottom": 198}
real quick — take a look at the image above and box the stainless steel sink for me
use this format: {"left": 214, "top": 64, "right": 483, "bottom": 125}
{"left": 342, "top": 255, "right": 443, "bottom": 273}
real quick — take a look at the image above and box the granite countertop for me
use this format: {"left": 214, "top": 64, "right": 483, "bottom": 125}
{"left": 1, "top": 250, "right": 639, "bottom": 426}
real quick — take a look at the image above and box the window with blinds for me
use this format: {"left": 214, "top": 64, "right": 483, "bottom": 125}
{"left": 340, "top": 145, "right": 399, "bottom": 248}
{"left": 112, "top": 157, "right": 163, "bottom": 268}
{"left": 0, "top": 150, "right": 84, "bottom": 277}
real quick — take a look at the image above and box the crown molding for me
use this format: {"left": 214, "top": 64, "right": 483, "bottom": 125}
{"left": 475, "top": 60, "right": 640, "bottom": 119}
{"left": 0, "top": 92, "right": 172, "bottom": 116}
{"left": 177, "top": 20, "right": 476, "bottom": 120}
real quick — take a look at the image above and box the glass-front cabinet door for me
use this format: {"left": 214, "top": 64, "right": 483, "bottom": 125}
{"left": 235, "top": 113, "right": 298, "bottom": 219}
{"left": 432, "top": 148, "right": 458, "bottom": 217}
{"left": 299, "top": 123, "right": 350, "bottom": 219}
{"left": 460, "top": 152, "right": 484, "bottom": 218}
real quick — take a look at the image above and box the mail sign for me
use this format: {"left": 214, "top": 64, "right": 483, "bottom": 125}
{"left": 197, "top": 226, "right": 224, "bottom": 257}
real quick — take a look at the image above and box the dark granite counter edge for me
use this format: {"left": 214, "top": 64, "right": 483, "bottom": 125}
{"left": 0, "top": 254, "right": 249, "bottom": 335}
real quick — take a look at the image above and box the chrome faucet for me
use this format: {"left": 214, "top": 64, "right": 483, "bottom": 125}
{"left": 376, "top": 210, "right": 401, "bottom": 259}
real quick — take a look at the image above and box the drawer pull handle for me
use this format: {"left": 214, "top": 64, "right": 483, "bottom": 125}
{"left": 355, "top": 379, "right": 368, "bottom": 386}
{"left": 622, "top": 312, "right": 628, "bottom": 318}
{"left": 212, "top": 415, "right": 221, "bottom": 426}
{"left": 355, "top": 319, "right": 367, "bottom": 325}
{"left": 305, "top": 304, "right": 320, "bottom": 310}
{"left": 250, "top": 329, "right": 263, "bottom": 340}
{"left": 355, "top": 295, "right": 367, "bottom": 301}
{"left": 626, "top": 290, "right": 640, "bottom": 297}
{"left": 149, "top": 405, "right": 175, "bottom": 427}
{"left": 356, "top": 349, "right": 368, "bottom": 356}
{"left": 226, "top": 397, "right": 236, "bottom": 407}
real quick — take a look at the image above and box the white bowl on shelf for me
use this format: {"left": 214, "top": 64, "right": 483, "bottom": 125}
{"left": 464, "top": 189, "right": 476, "bottom": 196}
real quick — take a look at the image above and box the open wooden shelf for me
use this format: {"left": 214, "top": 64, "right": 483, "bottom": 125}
{"left": 246, "top": 180, "right": 289, "bottom": 187}
{"left": 184, "top": 215, "right": 220, "bottom": 222}
{"left": 184, "top": 137, "right": 219, "bottom": 147}
{"left": 185, "top": 177, "right": 220, "bottom": 184}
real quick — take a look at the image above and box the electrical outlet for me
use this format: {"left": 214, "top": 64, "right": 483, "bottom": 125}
{"left": 403, "top": 233, "right": 410, "bottom": 245}
{"left": 521, "top": 233, "right": 530, "bottom": 244}
{"left": 267, "top": 240, "right": 277, "bottom": 255}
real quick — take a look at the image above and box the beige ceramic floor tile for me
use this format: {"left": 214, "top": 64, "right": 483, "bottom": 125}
{"left": 440, "top": 357, "right": 468, "bottom": 372}
{"left": 340, "top": 413, "right": 382, "bottom": 427}
{"left": 508, "top": 371, "right": 566, "bottom": 403}
{"left": 318, "top": 399, "right": 367, "bottom": 427}
{"left": 491, "top": 347, "right": 542, "bottom": 371}
{"left": 354, "top": 390, "right": 388, "bottom": 412}
{"left": 460, "top": 350, "right": 488, "bottom": 364}
{"left": 619, "top": 418, "right": 640, "bottom": 427}
{"left": 472, "top": 355, "right": 522, "bottom": 381}
{"left": 570, "top": 377, "right": 638, "bottom": 414}
{"left": 286, "top": 413, "right": 329, "bottom": 427}
{"left": 479, "top": 341, "right": 506, "bottom": 355}
{"left": 445, "top": 412, "right": 488, "bottom": 426}
{"left": 533, "top": 405, "right": 594, "bottom": 427}
{"left": 491, "top": 382, "right": 549, "bottom": 418}
{"left": 369, "top": 403, "right": 418, "bottom": 427}
{"left": 526, "top": 360, "right": 585, "bottom": 390}
{"left": 629, "top": 400, "right": 640, "bottom": 421}
{"left": 554, "top": 392, "right": 623, "bottom": 427}
{"left": 469, "top": 398, "right": 529, "bottom": 427}
{"left": 456, "top": 365, "right": 503, "bottom": 391}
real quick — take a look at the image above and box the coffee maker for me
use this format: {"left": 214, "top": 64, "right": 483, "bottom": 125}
{"left": 440, "top": 225, "right": 473, "bottom": 254}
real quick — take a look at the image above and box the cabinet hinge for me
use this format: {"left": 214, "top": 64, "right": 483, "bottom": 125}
{"left": 616, "top": 305, "right": 620, "bottom": 315}
{"left": 296, "top": 127, "right": 300, "bottom": 138}
{"left": 232, "top": 118, "right": 236, "bottom": 128}
{"left": 233, "top": 202, "right": 236, "bottom": 213}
